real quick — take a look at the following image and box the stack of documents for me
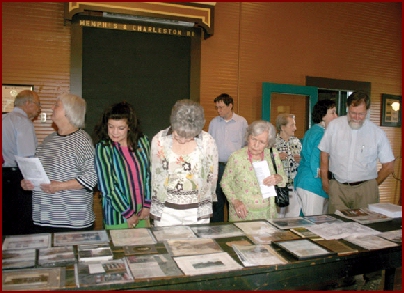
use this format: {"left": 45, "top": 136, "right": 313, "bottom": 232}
{"left": 368, "top": 203, "right": 402, "bottom": 218}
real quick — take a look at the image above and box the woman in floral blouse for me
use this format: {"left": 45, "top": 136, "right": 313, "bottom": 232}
{"left": 221, "top": 120, "right": 287, "bottom": 222}
{"left": 150, "top": 99, "right": 218, "bottom": 226}
{"left": 275, "top": 113, "right": 302, "bottom": 218}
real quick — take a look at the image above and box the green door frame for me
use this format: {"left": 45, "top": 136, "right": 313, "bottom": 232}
{"left": 262, "top": 82, "right": 318, "bottom": 129}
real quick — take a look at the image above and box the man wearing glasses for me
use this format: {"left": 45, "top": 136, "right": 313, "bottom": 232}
{"left": 208, "top": 93, "right": 248, "bottom": 222}
{"left": 319, "top": 91, "right": 395, "bottom": 293}
{"left": 319, "top": 91, "right": 394, "bottom": 214}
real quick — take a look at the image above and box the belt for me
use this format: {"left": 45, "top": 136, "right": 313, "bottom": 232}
{"left": 341, "top": 180, "right": 367, "bottom": 186}
{"left": 2, "top": 167, "right": 19, "bottom": 172}
{"left": 219, "top": 162, "right": 226, "bottom": 166}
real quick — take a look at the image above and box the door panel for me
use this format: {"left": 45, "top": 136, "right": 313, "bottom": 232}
{"left": 262, "top": 82, "right": 318, "bottom": 139}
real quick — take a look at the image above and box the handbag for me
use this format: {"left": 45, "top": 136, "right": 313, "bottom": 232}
{"left": 269, "top": 148, "right": 290, "bottom": 207}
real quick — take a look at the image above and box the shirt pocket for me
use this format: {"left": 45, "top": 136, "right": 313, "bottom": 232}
{"left": 359, "top": 145, "right": 377, "bottom": 163}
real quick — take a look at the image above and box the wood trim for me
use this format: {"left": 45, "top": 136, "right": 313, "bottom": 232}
{"left": 65, "top": 2, "right": 215, "bottom": 37}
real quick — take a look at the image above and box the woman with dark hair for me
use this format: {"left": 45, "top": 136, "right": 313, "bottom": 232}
{"left": 294, "top": 99, "right": 337, "bottom": 216}
{"left": 94, "top": 101, "right": 151, "bottom": 229}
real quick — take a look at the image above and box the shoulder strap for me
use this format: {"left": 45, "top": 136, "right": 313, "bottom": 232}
{"left": 269, "top": 147, "right": 278, "bottom": 174}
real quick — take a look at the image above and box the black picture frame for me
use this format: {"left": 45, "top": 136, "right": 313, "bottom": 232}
{"left": 2, "top": 84, "right": 34, "bottom": 113}
{"left": 381, "top": 94, "right": 401, "bottom": 127}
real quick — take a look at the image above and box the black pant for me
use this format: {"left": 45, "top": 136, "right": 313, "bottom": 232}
{"left": 2, "top": 167, "right": 35, "bottom": 235}
{"left": 32, "top": 223, "right": 95, "bottom": 234}
{"left": 211, "top": 162, "right": 228, "bottom": 222}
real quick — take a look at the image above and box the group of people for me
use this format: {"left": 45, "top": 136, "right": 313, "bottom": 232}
{"left": 2, "top": 90, "right": 395, "bottom": 234}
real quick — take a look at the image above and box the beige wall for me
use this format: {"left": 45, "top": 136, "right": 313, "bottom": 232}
{"left": 2, "top": 2, "right": 401, "bottom": 204}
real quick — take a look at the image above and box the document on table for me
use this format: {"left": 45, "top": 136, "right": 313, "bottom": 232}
{"left": 252, "top": 160, "right": 276, "bottom": 199}
{"left": 15, "top": 155, "right": 50, "bottom": 191}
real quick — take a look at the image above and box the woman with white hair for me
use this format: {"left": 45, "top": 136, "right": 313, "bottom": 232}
{"left": 150, "top": 99, "right": 218, "bottom": 226}
{"left": 221, "top": 120, "right": 287, "bottom": 222}
{"left": 21, "top": 93, "right": 97, "bottom": 233}
{"left": 275, "top": 113, "right": 302, "bottom": 218}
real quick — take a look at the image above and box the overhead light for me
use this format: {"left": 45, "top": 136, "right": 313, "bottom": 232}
{"left": 391, "top": 101, "right": 400, "bottom": 111}
{"left": 103, "top": 12, "right": 195, "bottom": 27}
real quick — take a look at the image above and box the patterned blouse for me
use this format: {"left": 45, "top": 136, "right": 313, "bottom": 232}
{"left": 221, "top": 147, "right": 287, "bottom": 222}
{"left": 150, "top": 128, "right": 218, "bottom": 221}
{"left": 275, "top": 134, "right": 302, "bottom": 186}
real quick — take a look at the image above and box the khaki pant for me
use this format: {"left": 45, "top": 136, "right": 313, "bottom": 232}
{"left": 327, "top": 179, "right": 379, "bottom": 214}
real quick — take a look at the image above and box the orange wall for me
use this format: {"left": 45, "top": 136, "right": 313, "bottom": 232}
{"left": 2, "top": 2, "right": 402, "bottom": 203}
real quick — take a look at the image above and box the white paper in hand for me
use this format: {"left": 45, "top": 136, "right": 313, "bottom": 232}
{"left": 15, "top": 155, "right": 50, "bottom": 191}
{"left": 252, "top": 160, "right": 277, "bottom": 199}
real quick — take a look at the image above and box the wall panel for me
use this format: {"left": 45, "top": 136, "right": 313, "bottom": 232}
{"left": 3, "top": 2, "right": 401, "bottom": 205}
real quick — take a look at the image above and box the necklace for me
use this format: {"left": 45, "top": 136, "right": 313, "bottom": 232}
{"left": 247, "top": 150, "right": 264, "bottom": 163}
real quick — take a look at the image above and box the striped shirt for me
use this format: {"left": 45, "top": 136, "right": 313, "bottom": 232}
{"left": 95, "top": 136, "right": 151, "bottom": 228}
{"left": 33, "top": 129, "right": 97, "bottom": 229}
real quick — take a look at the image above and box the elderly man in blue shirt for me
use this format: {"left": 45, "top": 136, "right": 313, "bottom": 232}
{"left": 2, "top": 89, "right": 41, "bottom": 235}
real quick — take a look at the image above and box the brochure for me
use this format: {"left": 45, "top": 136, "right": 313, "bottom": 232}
{"left": 173, "top": 252, "right": 243, "bottom": 276}
{"left": 38, "top": 246, "right": 76, "bottom": 267}
{"left": 127, "top": 254, "right": 183, "bottom": 279}
{"left": 2, "top": 267, "right": 64, "bottom": 291}
{"left": 273, "top": 239, "right": 336, "bottom": 260}
{"left": 75, "top": 258, "right": 133, "bottom": 288}
{"left": 15, "top": 155, "right": 50, "bottom": 191}
{"left": 165, "top": 238, "right": 223, "bottom": 257}
{"left": 53, "top": 230, "right": 109, "bottom": 246}
{"left": 2, "top": 233, "right": 51, "bottom": 250}
{"left": 2, "top": 249, "right": 36, "bottom": 270}
{"left": 110, "top": 228, "right": 156, "bottom": 247}
{"left": 232, "top": 244, "right": 287, "bottom": 267}
{"left": 78, "top": 244, "right": 113, "bottom": 263}
{"left": 191, "top": 224, "right": 244, "bottom": 239}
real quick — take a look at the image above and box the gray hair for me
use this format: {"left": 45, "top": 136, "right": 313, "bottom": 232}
{"left": 57, "top": 93, "right": 86, "bottom": 128}
{"left": 170, "top": 99, "right": 205, "bottom": 138}
{"left": 246, "top": 120, "right": 277, "bottom": 147}
{"left": 14, "top": 90, "right": 37, "bottom": 107}
{"left": 276, "top": 113, "right": 295, "bottom": 132}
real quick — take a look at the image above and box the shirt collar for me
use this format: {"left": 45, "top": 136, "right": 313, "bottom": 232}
{"left": 13, "top": 107, "right": 29, "bottom": 118}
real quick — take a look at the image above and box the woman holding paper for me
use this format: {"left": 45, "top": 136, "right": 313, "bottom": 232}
{"left": 21, "top": 93, "right": 97, "bottom": 233}
{"left": 221, "top": 120, "right": 287, "bottom": 222}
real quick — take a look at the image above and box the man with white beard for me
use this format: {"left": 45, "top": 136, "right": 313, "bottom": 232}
{"left": 318, "top": 91, "right": 395, "bottom": 214}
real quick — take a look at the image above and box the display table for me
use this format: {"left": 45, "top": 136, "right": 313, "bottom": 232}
{"left": 59, "top": 217, "right": 402, "bottom": 291}
{"left": 2, "top": 217, "right": 402, "bottom": 291}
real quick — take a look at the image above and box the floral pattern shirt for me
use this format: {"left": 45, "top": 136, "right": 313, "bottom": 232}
{"left": 275, "top": 134, "right": 302, "bottom": 186}
{"left": 150, "top": 128, "right": 218, "bottom": 221}
{"left": 221, "top": 147, "right": 287, "bottom": 222}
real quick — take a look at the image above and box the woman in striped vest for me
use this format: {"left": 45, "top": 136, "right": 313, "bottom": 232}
{"left": 94, "top": 101, "right": 151, "bottom": 229}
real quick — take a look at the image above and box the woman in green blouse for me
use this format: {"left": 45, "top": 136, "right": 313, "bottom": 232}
{"left": 221, "top": 120, "right": 287, "bottom": 222}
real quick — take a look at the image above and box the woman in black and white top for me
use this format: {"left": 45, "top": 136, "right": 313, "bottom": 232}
{"left": 21, "top": 93, "right": 97, "bottom": 233}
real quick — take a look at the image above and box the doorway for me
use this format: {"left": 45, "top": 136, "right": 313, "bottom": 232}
{"left": 261, "top": 82, "right": 318, "bottom": 139}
